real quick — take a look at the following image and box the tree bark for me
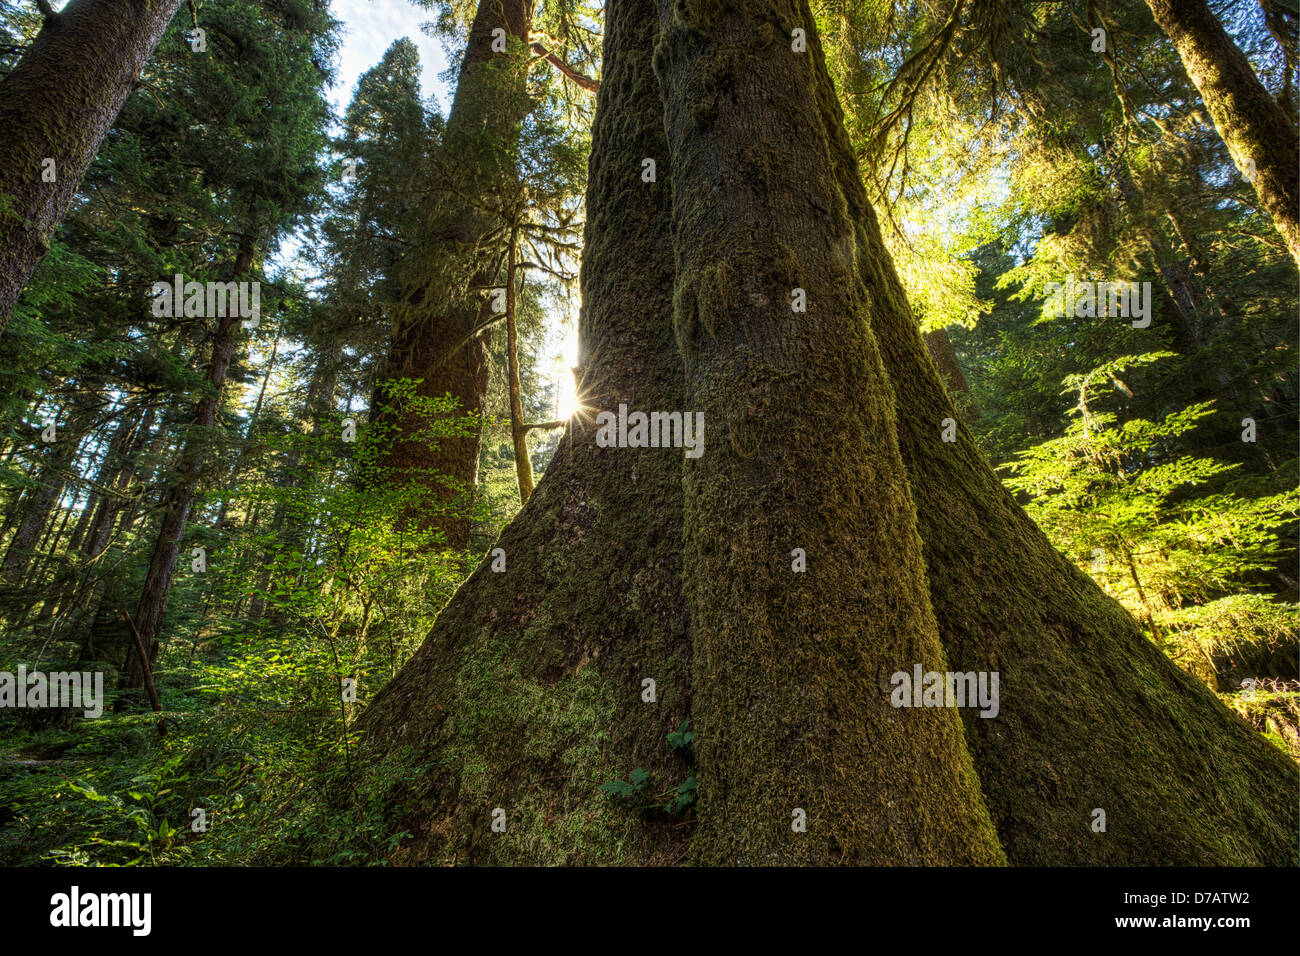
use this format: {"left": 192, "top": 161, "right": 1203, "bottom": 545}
{"left": 0, "top": 0, "right": 186, "bottom": 330}
{"left": 1145, "top": 0, "right": 1300, "bottom": 264}
{"left": 505, "top": 230, "right": 535, "bottom": 503}
{"left": 655, "top": 0, "right": 1003, "bottom": 865}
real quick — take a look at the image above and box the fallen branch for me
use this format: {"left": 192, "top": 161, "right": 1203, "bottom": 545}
{"left": 121, "top": 608, "right": 166, "bottom": 733}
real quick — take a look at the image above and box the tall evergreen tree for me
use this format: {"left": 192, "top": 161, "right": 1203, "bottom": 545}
{"left": 123, "top": 0, "right": 336, "bottom": 686}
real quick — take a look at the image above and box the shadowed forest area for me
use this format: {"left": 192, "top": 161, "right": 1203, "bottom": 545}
{"left": 0, "top": 0, "right": 1296, "bottom": 868}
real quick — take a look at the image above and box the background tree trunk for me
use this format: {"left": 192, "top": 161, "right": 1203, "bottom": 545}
{"left": 369, "top": 0, "right": 536, "bottom": 549}
{"left": 1145, "top": 0, "right": 1300, "bottom": 263}
{"left": 125, "top": 234, "right": 256, "bottom": 689}
{"left": 1, "top": 395, "right": 102, "bottom": 586}
{"left": 0, "top": 0, "right": 186, "bottom": 329}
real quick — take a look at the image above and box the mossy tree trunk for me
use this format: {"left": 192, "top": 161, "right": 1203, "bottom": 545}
{"left": 352, "top": 0, "right": 1297, "bottom": 867}
{"left": 797, "top": 7, "right": 1298, "bottom": 862}
{"left": 654, "top": 0, "right": 1003, "bottom": 865}
{"left": 354, "top": 0, "right": 694, "bottom": 865}
{"left": 1144, "top": 0, "right": 1300, "bottom": 265}
{"left": 370, "top": 0, "right": 536, "bottom": 550}
{"left": 0, "top": 0, "right": 186, "bottom": 330}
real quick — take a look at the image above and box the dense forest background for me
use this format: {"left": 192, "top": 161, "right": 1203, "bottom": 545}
{"left": 0, "top": 0, "right": 1295, "bottom": 865}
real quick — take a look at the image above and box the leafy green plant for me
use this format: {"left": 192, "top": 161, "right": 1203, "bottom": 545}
{"left": 599, "top": 720, "right": 699, "bottom": 814}
{"left": 597, "top": 766, "right": 649, "bottom": 799}
{"left": 666, "top": 719, "right": 694, "bottom": 755}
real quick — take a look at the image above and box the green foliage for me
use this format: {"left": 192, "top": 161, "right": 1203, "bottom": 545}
{"left": 598, "top": 766, "right": 649, "bottom": 798}
{"left": 598, "top": 722, "right": 698, "bottom": 814}
{"left": 666, "top": 718, "right": 694, "bottom": 755}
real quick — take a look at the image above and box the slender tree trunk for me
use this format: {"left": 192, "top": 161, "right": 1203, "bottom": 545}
{"left": 505, "top": 230, "right": 534, "bottom": 503}
{"left": 1145, "top": 0, "right": 1300, "bottom": 264}
{"left": 355, "top": 0, "right": 693, "bottom": 865}
{"left": 248, "top": 339, "right": 340, "bottom": 623}
{"left": 369, "top": 0, "right": 536, "bottom": 550}
{"left": 0, "top": 0, "right": 186, "bottom": 330}
{"left": 1110, "top": 156, "right": 1204, "bottom": 350}
{"left": 41, "top": 403, "right": 152, "bottom": 629}
{"left": 84, "top": 403, "right": 154, "bottom": 564}
{"left": 125, "top": 235, "right": 255, "bottom": 689}
{"left": 216, "top": 324, "right": 279, "bottom": 531}
{"left": 1, "top": 397, "right": 101, "bottom": 584}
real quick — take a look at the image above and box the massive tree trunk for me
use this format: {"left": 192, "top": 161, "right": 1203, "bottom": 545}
{"left": 354, "top": 0, "right": 694, "bottom": 866}
{"left": 799, "top": 5, "right": 1298, "bottom": 863}
{"left": 369, "top": 0, "right": 536, "bottom": 550}
{"left": 1144, "top": 0, "right": 1300, "bottom": 264}
{"left": 656, "top": 0, "right": 1002, "bottom": 864}
{"left": 350, "top": 0, "right": 1297, "bottom": 867}
{"left": 125, "top": 235, "right": 255, "bottom": 689}
{"left": 0, "top": 0, "right": 186, "bottom": 330}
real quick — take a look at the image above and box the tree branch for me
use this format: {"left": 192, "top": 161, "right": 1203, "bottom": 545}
{"left": 531, "top": 43, "right": 599, "bottom": 92}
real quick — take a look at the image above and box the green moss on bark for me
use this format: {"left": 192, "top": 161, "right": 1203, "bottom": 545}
{"left": 656, "top": 0, "right": 1005, "bottom": 866}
